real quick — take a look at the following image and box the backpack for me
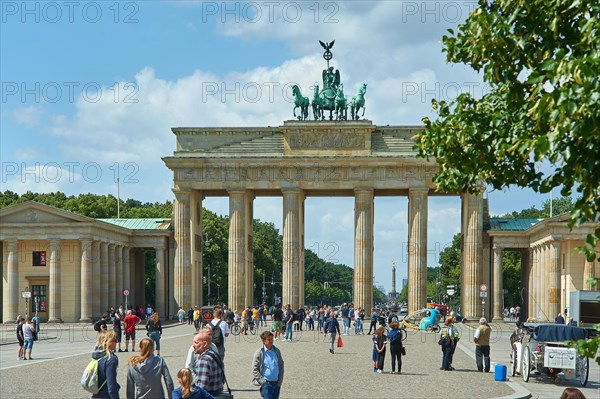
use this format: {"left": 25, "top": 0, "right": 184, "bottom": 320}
{"left": 81, "top": 356, "right": 106, "bottom": 394}
{"left": 212, "top": 320, "right": 224, "bottom": 348}
{"left": 93, "top": 320, "right": 102, "bottom": 332}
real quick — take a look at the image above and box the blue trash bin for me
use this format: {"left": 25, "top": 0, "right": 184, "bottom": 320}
{"left": 494, "top": 364, "right": 507, "bottom": 381}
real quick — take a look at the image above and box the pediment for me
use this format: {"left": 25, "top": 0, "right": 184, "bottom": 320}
{"left": 0, "top": 202, "right": 92, "bottom": 224}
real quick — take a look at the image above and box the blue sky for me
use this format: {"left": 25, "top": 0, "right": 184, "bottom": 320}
{"left": 1, "top": 1, "right": 551, "bottom": 293}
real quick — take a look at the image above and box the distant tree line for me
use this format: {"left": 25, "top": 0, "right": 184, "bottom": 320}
{"left": 1, "top": 190, "right": 386, "bottom": 306}
{"left": 398, "top": 196, "right": 576, "bottom": 310}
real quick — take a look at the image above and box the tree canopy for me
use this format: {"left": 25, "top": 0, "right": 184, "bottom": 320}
{"left": 415, "top": 0, "right": 599, "bottom": 261}
{"left": 1, "top": 190, "right": 385, "bottom": 306}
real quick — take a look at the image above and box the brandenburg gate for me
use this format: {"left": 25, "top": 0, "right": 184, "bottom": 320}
{"left": 162, "top": 120, "right": 485, "bottom": 317}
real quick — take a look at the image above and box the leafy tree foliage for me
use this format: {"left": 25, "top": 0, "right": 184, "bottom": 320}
{"left": 415, "top": 0, "right": 600, "bottom": 261}
{"left": 502, "top": 196, "right": 575, "bottom": 219}
{"left": 2, "top": 190, "right": 383, "bottom": 307}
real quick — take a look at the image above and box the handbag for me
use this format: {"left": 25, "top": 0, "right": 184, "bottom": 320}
{"left": 337, "top": 335, "right": 343, "bottom": 348}
{"left": 401, "top": 346, "right": 406, "bottom": 356}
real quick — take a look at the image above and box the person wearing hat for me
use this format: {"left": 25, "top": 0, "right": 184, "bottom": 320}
{"left": 474, "top": 317, "right": 492, "bottom": 372}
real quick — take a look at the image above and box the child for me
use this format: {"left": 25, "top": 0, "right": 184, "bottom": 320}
{"left": 371, "top": 329, "right": 379, "bottom": 372}
{"left": 173, "top": 368, "right": 215, "bottom": 399}
{"left": 374, "top": 326, "right": 387, "bottom": 373}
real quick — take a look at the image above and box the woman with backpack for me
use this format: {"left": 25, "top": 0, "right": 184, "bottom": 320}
{"left": 146, "top": 312, "right": 163, "bottom": 356}
{"left": 91, "top": 331, "right": 120, "bottom": 399}
{"left": 127, "top": 338, "right": 174, "bottom": 399}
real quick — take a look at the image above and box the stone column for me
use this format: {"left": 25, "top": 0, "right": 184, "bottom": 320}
{"left": 108, "top": 244, "right": 116, "bottom": 307}
{"left": 5, "top": 240, "right": 19, "bottom": 322}
{"left": 123, "top": 247, "right": 131, "bottom": 301}
{"left": 115, "top": 244, "right": 123, "bottom": 306}
{"left": 461, "top": 193, "right": 484, "bottom": 319}
{"left": 282, "top": 189, "right": 301, "bottom": 310}
{"left": 228, "top": 190, "right": 247, "bottom": 313}
{"left": 583, "top": 253, "right": 595, "bottom": 290}
{"left": 244, "top": 192, "right": 255, "bottom": 308}
{"left": 100, "top": 242, "right": 109, "bottom": 312}
{"left": 408, "top": 188, "right": 428, "bottom": 314}
{"left": 533, "top": 244, "right": 541, "bottom": 321}
{"left": 527, "top": 247, "right": 535, "bottom": 321}
{"left": 298, "top": 193, "right": 305, "bottom": 307}
{"left": 48, "top": 239, "right": 62, "bottom": 322}
{"left": 92, "top": 241, "right": 101, "bottom": 317}
{"left": 155, "top": 245, "right": 166, "bottom": 316}
{"left": 520, "top": 249, "right": 530, "bottom": 321}
{"left": 354, "top": 188, "right": 374, "bottom": 312}
{"left": 173, "top": 190, "right": 191, "bottom": 310}
{"left": 189, "top": 190, "right": 203, "bottom": 309}
{"left": 492, "top": 244, "right": 504, "bottom": 321}
{"left": 547, "top": 240, "right": 561, "bottom": 320}
{"left": 80, "top": 239, "right": 93, "bottom": 322}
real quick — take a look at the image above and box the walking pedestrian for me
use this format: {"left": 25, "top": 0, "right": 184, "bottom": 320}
{"left": 193, "top": 307, "right": 201, "bottom": 332}
{"left": 374, "top": 326, "right": 387, "bottom": 373}
{"left": 387, "top": 321, "right": 404, "bottom": 374}
{"left": 178, "top": 307, "right": 186, "bottom": 325}
{"left": 474, "top": 317, "right": 492, "bottom": 372}
{"left": 368, "top": 308, "right": 377, "bottom": 334}
{"left": 146, "top": 312, "right": 163, "bottom": 356}
{"left": 282, "top": 305, "right": 293, "bottom": 342}
{"left": 209, "top": 308, "right": 230, "bottom": 360}
{"left": 272, "top": 304, "right": 283, "bottom": 341}
{"left": 192, "top": 331, "right": 224, "bottom": 397}
{"left": 173, "top": 368, "right": 214, "bottom": 399}
{"left": 123, "top": 309, "right": 141, "bottom": 352}
{"left": 187, "top": 308, "right": 194, "bottom": 325}
{"left": 91, "top": 331, "right": 121, "bottom": 399}
{"left": 252, "top": 331, "right": 284, "bottom": 399}
{"left": 113, "top": 312, "right": 123, "bottom": 352}
{"left": 127, "top": 338, "right": 174, "bottom": 398}
{"left": 323, "top": 310, "right": 341, "bottom": 354}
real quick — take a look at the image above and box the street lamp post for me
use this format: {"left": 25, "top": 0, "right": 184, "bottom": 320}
{"left": 204, "top": 236, "right": 211, "bottom": 305}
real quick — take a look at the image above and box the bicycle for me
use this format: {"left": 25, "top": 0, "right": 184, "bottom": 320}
{"left": 229, "top": 320, "right": 257, "bottom": 336}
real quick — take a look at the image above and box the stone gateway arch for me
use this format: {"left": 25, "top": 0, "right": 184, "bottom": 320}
{"left": 163, "top": 120, "right": 485, "bottom": 317}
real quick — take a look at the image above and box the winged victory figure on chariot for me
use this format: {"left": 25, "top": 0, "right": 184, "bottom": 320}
{"left": 291, "top": 40, "right": 367, "bottom": 121}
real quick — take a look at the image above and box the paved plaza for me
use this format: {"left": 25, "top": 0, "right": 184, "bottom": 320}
{"left": 0, "top": 321, "right": 597, "bottom": 399}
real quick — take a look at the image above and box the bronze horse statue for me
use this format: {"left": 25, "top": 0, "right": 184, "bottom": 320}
{"left": 292, "top": 85, "right": 310, "bottom": 120}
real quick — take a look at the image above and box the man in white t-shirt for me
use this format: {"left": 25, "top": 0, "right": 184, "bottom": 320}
{"left": 210, "top": 308, "right": 230, "bottom": 360}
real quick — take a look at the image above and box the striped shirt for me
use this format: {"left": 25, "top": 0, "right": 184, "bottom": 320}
{"left": 194, "top": 349, "right": 223, "bottom": 396}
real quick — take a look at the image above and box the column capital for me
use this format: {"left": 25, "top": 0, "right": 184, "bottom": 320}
{"left": 6, "top": 239, "right": 19, "bottom": 250}
{"left": 281, "top": 188, "right": 301, "bottom": 195}
{"left": 173, "top": 189, "right": 190, "bottom": 203}
{"left": 48, "top": 238, "right": 61, "bottom": 247}
{"left": 409, "top": 187, "right": 429, "bottom": 194}
{"left": 354, "top": 187, "right": 374, "bottom": 194}
{"left": 492, "top": 244, "right": 504, "bottom": 251}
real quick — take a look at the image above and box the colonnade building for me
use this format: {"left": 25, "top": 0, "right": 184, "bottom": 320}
{"left": 1, "top": 120, "right": 598, "bottom": 322}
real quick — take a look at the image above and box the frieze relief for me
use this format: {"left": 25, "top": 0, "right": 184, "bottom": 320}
{"left": 287, "top": 132, "right": 366, "bottom": 150}
{"left": 178, "top": 165, "right": 437, "bottom": 183}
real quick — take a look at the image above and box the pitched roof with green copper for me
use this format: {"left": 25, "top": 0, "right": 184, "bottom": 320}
{"left": 98, "top": 218, "right": 171, "bottom": 230}
{"left": 489, "top": 218, "right": 543, "bottom": 231}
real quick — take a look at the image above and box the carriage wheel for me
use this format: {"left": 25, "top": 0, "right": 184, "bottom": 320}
{"left": 231, "top": 324, "right": 241, "bottom": 336}
{"left": 522, "top": 346, "right": 531, "bottom": 382}
{"left": 432, "top": 325, "right": 441, "bottom": 333}
{"left": 510, "top": 347, "right": 518, "bottom": 377}
{"left": 578, "top": 356, "right": 589, "bottom": 386}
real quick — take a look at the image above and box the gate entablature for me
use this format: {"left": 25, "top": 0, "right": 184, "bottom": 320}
{"left": 164, "top": 121, "right": 439, "bottom": 194}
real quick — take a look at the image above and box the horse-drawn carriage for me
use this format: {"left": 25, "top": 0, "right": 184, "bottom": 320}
{"left": 510, "top": 323, "right": 589, "bottom": 386}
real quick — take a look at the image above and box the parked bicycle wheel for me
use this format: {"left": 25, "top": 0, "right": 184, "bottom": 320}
{"left": 231, "top": 323, "right": 241, "bottom": 336}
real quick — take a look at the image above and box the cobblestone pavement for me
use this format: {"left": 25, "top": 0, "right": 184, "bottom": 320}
{"left": 0, "top": 321, "right": 596, "bottom": 398}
